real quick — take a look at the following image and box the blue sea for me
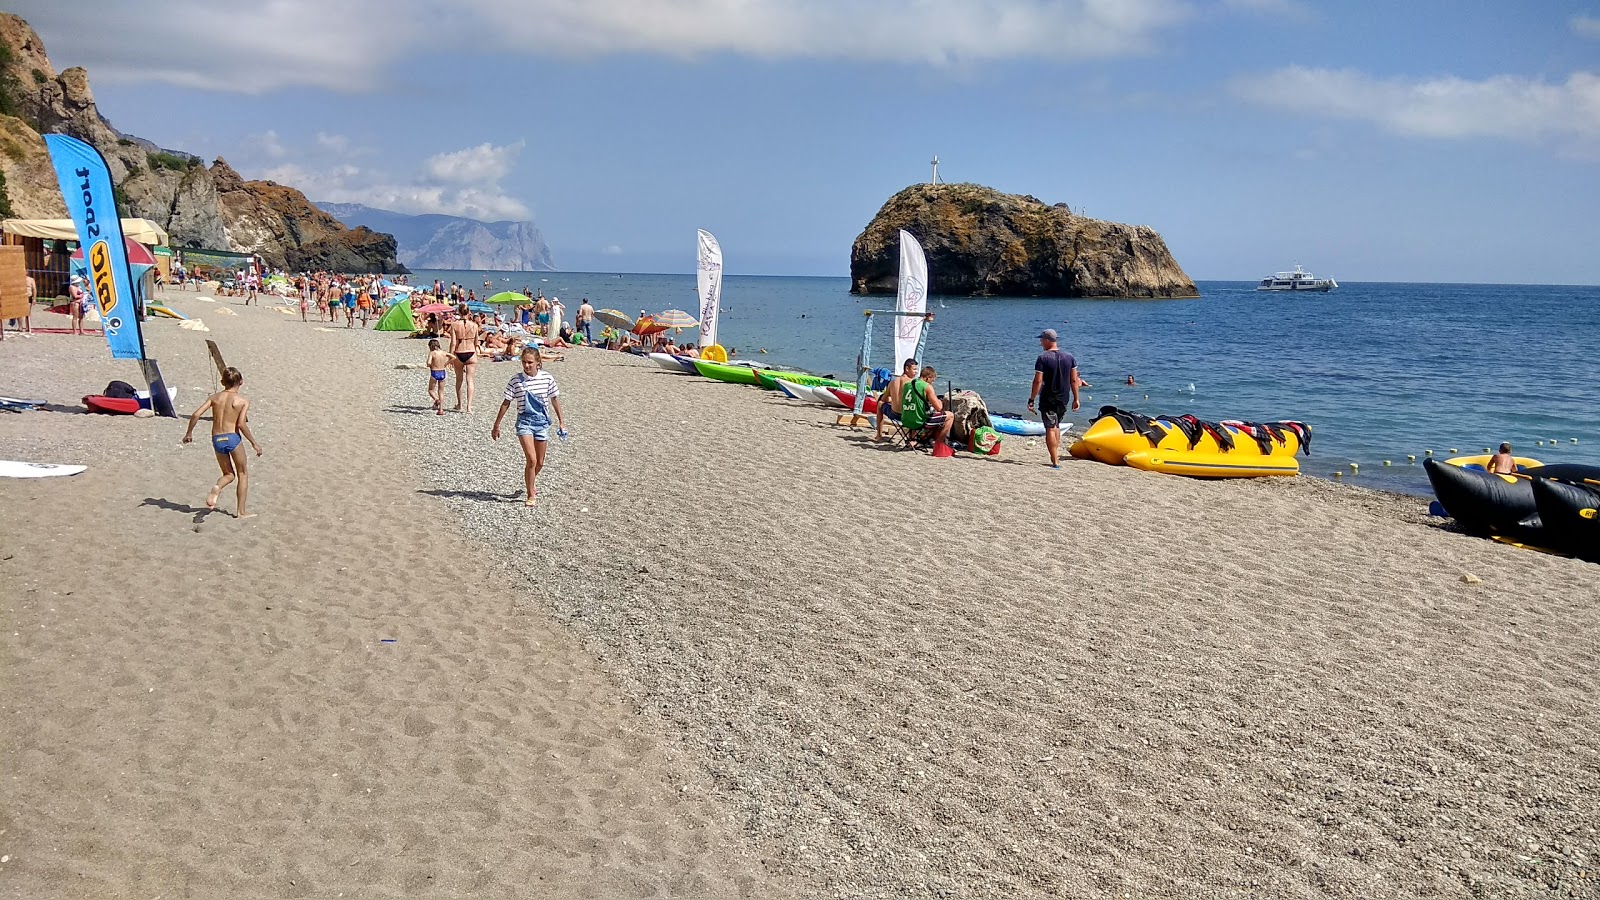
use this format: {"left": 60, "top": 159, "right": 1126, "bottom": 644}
{"left": 410, "top": 270, "right": 1600, "bottom": 495}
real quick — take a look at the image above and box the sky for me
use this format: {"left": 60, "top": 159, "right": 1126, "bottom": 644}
{"left": 12, "top": 1, "right": 1600, "bottom": 283}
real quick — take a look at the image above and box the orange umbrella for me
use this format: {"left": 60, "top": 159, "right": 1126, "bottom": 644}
{"left": 632, "top": 315, "right": 668, "bottom": 336}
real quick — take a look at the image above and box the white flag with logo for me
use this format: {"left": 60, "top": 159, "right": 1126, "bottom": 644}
{"left": 696, "top": 229, "right": 723, "bottom": 348}
{"left": 894, "top": 229, "right": 928, "bottom": 373}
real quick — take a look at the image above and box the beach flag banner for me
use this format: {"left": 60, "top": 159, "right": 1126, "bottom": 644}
{"left": 696, "top": 229, "right": 723, "bottom": 349}
{"left": 894, "top": 230, "right": 928, "bottom": 373}
{"left": 45, "top": 134, "right": 176, "bottom": 417}
{"left": 44, "top": 135, "right": 145, "bottom": 360}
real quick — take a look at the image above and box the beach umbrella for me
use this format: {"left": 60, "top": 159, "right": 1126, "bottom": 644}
{"left": 486, "top": 291, "right": 527, "bottom": 306}
{"left": 417, "top": 302, "right": 452, "bottom": 314}
{"left": 594, "top": 308, "right": 633, "bottom": 330}
{"left": 71, "top": 237, "right": 157, "bottom": 267}
{"left": 465, "top": 301, "right": 494, "bottom": 314}
{"left": 653, "top": 309, "right": 698, "bottom": 329}
{"left": 632, "top": 316, "right": 668, "bottom": 336}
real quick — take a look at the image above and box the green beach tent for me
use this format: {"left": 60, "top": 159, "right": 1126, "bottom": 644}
{"left": 375, "top": 301, "right": 415, "bottom": 332}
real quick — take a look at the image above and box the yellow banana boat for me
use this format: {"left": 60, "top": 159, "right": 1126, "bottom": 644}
{"left": 1069, "top": 407, "right": 1310, "bottom": 465}
{"left": 1069, "top": 406, "right": 1311, "bottom": 478}
{"left": 1124, "top": 449, "right": 1299, "bottom": 478}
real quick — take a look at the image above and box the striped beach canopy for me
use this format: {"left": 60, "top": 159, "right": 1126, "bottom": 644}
{"left": 653, "top": 309, "right": 698, "bottom": 328}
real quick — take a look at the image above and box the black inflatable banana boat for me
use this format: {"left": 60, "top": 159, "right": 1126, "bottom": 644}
{"left": 1425, "top": 458, "right": 1600, "bottom": 561}
{"left": 1531, "top": 477, "right": 1600, "bottom": 562}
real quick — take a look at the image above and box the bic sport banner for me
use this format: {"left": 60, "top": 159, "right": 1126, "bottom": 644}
{"left": 44, "top": 134, "right": 145, "bottom": 360}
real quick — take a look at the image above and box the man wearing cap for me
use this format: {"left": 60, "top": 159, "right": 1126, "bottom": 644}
{"left": 1027, "top": 328, "right": 1079, "bottom": 468}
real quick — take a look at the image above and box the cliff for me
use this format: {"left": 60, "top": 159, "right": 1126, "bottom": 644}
{"left": 318, "top": 202, "right": 556, "bottom": 271}
{"left": 0, "top": 13, "right": 402, "bottom": 273}
{"left": 850, "top": 183, "right": 1196, "bottom": 299}
{"left": 214, "top": 162, "right": 404, "bottom": 272}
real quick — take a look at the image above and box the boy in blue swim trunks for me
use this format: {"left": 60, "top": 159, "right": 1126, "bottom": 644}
{"left": 182, "top": 366, "right": 263, "bottom": 518}
{"left": 426, "top": 338, "right": 451, "bottom": 416}
{"left": 490, "top": 347, "right": 568, "bottom": 507}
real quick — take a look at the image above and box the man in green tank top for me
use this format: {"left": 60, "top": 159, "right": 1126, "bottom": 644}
{"left": 901, "top": 366, "right": 953, "bottom": 452}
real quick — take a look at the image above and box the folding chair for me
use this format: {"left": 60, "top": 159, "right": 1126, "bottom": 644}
{"left": 877, "top": 403, "right": 912, "bottom": 447}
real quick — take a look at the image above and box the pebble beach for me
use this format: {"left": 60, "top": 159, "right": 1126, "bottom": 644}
{"left": 2, "top": 291, "right": 1598, "bottom": 899}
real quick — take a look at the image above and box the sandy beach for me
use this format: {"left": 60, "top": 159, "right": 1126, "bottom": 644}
{"left": 3, "top": 292, "right": 1598, "bottom": 898}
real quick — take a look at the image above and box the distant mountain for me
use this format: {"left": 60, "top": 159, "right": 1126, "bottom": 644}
{"left": 316, "top": 203, "right": 556, "bottom": 272}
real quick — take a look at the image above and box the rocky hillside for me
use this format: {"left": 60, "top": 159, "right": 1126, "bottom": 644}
{"left": 0, "top": 13, "right": 403, "bottom": 273}
{"left": 850, "top": 183, "right": 1196, "bottom": 298}
{"left": 318, "top": 202, "right": 556, "bottom": 271}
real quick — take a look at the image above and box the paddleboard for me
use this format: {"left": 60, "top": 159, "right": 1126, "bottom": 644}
{"left": 991, "top": 415, "right": 1047, "bottom": 437}
{"left": 775, "top": 379, "right": 827, "bottom": 404}
{"left": 0, "top": 461, "right": 86, "bottom": 478}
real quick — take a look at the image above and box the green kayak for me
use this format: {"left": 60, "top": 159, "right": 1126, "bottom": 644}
{"left": 692, "top": 360, "right": 763, "bottom": 385}
{"left": 753, "top": 370, "right": 855, "bottom": 391}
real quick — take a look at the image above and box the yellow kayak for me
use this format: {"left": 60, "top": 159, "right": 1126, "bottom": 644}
{"left": 1124, "top": 449, "right": 1299, "bottom": 478}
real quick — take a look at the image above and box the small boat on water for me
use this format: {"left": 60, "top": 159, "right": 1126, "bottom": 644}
{"left": 1257, "top": 265, "right": 1337, "bottom": 292}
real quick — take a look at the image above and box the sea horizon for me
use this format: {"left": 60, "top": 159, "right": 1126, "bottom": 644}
{"left": 423, "top": 270, "right": 1600, "bottom": 289}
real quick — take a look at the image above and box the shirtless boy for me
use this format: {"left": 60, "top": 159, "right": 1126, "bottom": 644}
{"left": 182, "top": 366, "right": 263, "bottom": 518}
{"left": 426, "top": 339, "right": 451, "bottom": 415}
{"left": 1488, "top": 442, "right": 1518, "bottom": 475}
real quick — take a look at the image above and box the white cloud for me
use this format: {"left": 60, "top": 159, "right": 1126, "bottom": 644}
{"left": 601, "top": 244, "right": 624, "bottom": 256}
{"left": 252, "top": 140, "right": 531, "bottom": 221}
{"left": 424, "top": 142, "right": 525, "bottom": 185}
{"left": 1233, "top": 67, "right": 1600, "bottom": 145}
{"left": 463, "top": 0, "right": 1191, "bottom": 64}
{"left": 1573, "top": 14, "right": 1600, "bottom": 38}
{"left": 256, "top": 130, "right": 286, "bottom": 159}
{"left": 316, "top": 133, "right": 352, "bottom": 153}
{"left": 1219, "top": 0, "right": 1308, "bottom": 15}
{"left": 10, "top": 0, "right": 417, "bottom": 92}
{"left": 14, "top": 0, "right": 1202, "bottom": 92}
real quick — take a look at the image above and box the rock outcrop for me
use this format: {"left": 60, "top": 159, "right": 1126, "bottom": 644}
{"left": 214, "top": 161, "right": 404, "bottom": 273}
{"left": 0, "top": 13, "right": 403, "bottom": 272}
{"left": 850, "top": 183, "right": 1196, "bottom": 298}
{"left": 318, "top": 202, "right": 557, "bottom": 271}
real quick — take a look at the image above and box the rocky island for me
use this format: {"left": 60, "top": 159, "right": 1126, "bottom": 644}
{"left": 0, "top": 13, "right": 403, "bottom": 273}
{"left": 850, "top": 183, "right": 1196, "bottom": 298}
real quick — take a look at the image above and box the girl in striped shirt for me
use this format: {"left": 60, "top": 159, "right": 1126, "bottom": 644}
{"left": 491, "top": 347, "right": 568, "bottom": 507}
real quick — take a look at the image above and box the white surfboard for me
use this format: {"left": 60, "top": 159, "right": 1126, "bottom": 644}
{"left": 0, "top": 461, "right": 87, "bottom": 478}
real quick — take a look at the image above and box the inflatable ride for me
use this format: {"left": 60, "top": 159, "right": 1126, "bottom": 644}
{"left": 1424, "top": 456, "right": 1600, "bottom": 561}
{"left": 1068, "top": 406, "right": 1310, "bottom": 478}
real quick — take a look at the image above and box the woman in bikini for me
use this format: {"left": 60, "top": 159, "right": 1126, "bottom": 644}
{"left": 448, "top": 304, "right": 481, "bottom": 414}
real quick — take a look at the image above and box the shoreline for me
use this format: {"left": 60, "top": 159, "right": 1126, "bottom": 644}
{"left": 2, "top": 290, "right": 1597, "bottom": 898}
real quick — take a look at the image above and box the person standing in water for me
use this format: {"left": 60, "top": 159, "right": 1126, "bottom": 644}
{"left": 182, "top": 366, "right": 263, "bottom": 518}
{"left": 1027, "top": 328, "right": 1079, "bottom": 469}
{"left": 491, "top": 347, "right": 568, "bottom": 507}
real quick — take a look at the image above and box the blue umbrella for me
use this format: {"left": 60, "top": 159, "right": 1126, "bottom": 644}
{"left": 465, "top": 301, "right": 494, "bottom": 314}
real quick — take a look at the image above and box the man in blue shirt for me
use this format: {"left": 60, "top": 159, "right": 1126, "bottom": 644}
{"left": 1027, "top": 328, "right": 1079, "bottom": 468}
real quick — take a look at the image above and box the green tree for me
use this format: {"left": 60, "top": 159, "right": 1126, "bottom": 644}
{"left": 0, "top": 43, "right": 20, "bottom": 119}
{"left": 0, "top": 168, "right": 15, "bottom": 219}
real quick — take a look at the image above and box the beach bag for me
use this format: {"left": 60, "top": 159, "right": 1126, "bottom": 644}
{"left": 104, "top": 380, "right": 138, "bottom": 399}
{"left": 970, "top": 426, "right": 1002, "bottom": 456}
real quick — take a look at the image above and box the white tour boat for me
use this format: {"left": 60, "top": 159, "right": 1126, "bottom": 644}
{"left": 1256, "top": 265, "right": 1337, "bottom": 292}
